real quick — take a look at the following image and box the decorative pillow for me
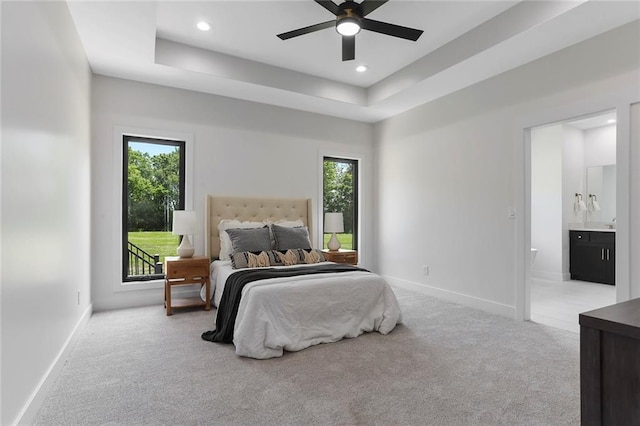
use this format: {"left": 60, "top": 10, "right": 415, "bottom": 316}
{"left": 226, "top": 226, "right": 271, "bottom": 254}
{"left": 264, "top": 219, "right": 304, "bottom": 247}
{"left": 218, "top": 220, "right": 265, "bottom": 260}
{"left": 274, "top": 249, "right": 299, "bottom": 266}
{"left": 230, "top": 251, "right": 271, "bottom": 269}
{"left": 302, "top": 249, "right": 324, "bottom": 264}
{"left": 272, "top": 225, "right": 312, "bottom": 250}
{"left": 230, "top": 249, "right": 326, "bottom": 269}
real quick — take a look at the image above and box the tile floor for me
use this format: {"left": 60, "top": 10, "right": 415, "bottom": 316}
{"left": 530, "top": 277, "right": 616, "bottom": 333}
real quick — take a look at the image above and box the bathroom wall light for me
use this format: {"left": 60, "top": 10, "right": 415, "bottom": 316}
{"left": 589, "top": 194, "right": 601, "bottom": 211}
{"left": 575, "top": 193, "right": 587, "bottom": 212}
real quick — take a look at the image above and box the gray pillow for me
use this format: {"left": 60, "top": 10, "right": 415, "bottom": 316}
{"left": 226, "top": 226, "right": 272, "bottom": 254}
{"left": 272, "top": 225, "right": 312, "bottom": 250}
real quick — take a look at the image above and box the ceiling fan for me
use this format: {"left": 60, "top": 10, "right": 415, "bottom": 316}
{"left": 277, "top": 0, "right": 424, "bottom": 61}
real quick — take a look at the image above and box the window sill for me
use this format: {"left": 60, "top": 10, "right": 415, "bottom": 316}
{"left": 116, "top": 279, "right": 164, "bottom": 292}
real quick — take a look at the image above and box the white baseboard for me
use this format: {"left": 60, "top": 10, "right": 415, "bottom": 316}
{"left": 384, "top": 276, "right": 516, "bottom": 319}
{"left": 531, "top": 270, "right": 568, "bottom": 281}
{"left": 94, "top": 287, "right": 201, "bottom": 312}
{"left": 15, "top": 304, "right": 93, "bottom": 426}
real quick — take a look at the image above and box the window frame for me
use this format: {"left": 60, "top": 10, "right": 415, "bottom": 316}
{"left": 122, "top": 135, "right": 186, "bottom": 282}
{"left": 112, "top": 126, "right": 194, "bottom": 292}
{"left": 322, "top": 155, "right": 360, "bottom": 251}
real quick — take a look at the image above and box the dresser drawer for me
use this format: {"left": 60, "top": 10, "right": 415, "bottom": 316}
{"left": 165, "top": 256, "right": 209, "bottom": 280}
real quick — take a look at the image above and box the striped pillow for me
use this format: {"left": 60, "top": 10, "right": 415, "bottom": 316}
{"left": 230, "top": 249, "right": 326, "bottom": 269}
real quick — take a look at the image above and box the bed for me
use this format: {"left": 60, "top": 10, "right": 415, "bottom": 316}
{"left": 202, "top": 195, "right": 402, "bottom": 359}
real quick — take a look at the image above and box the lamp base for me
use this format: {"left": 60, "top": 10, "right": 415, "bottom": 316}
{"left": 177, "top": 235, "right": 194, "bottom": 258}
{"left": 327, "top": 233, "right": 341, "bottom": 251}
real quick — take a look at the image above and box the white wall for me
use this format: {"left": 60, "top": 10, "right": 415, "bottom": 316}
{"left": 373, "top": 20, "right": 640, "bottom": 316}
{"left": 562, "top": 125, "right": 586, "bottom": 277}
{"left": 91, "top": 76, "right": 374, "bottom": 311}
{"left": 530, "top": 124, "right": 564, "bottom": 281}
{"left": 584, "top": 125, "right": 617, "bottom": 168}
{"left": 1, "top": 2, "right": 92, "bottom": 424}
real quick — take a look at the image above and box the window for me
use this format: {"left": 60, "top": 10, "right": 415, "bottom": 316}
{"left": 122, "top": 135, "right": 185, "bottom": 281}
{"left": 323, "top": 157, "right": 358, "bottom": 250}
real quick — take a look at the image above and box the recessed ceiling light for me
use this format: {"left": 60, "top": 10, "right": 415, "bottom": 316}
{"left": 356, "top": 65, "right": 368, "bottom": 73}
{"left": 197, "top": 21, "right": 210, "bottom": 31}
{"left": 607, "top": 119, "right": 616, "bottom": 124}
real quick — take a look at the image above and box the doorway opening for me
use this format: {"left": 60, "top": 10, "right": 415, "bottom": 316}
{"left": 529, "top": 110, "right": 616, "bottom": 332}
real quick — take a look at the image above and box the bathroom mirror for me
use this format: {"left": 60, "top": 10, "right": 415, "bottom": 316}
{"left": 586, "top": 164, "right": 616, "bottom": 224}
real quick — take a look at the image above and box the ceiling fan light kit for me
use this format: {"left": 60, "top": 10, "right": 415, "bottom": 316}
{"left": 336, "top": 1, "right": 362, "bottom": 36}
{"left": 277, "top": 0, "right": 423, "bottom": 62}
{"left": 336, "top": 17, "right": 361, "bottom": 36}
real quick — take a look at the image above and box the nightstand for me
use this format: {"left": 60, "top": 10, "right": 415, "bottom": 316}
{"left": 164, "top": 256, "right": 210, "bottom": 316}
{"left": 321, "top": 249, "right": 358, "bottom": 265}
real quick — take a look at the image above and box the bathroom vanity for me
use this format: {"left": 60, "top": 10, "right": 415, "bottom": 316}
{"left": 570, "top": 230, "right": 615, "bottom": 285}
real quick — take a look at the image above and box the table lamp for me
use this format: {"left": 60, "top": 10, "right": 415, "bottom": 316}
{"left": 324, "top": 212, "right": 344, "bottom": 251}
{"left": 172, "top": 210, "right": 197, "bottom": 258}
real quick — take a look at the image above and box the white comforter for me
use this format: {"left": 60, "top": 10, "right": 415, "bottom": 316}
{"left": 203, "top": 261, "right": 402, "bottom": 359}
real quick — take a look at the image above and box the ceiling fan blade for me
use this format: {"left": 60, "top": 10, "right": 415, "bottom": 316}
{"left": 360, "top": 0, "right": 388, "bottom": 16}
{"left": 342, "top": 36, "right": 355, "bottom": 61}
{"left": 361, "top": 18, "right": 423, "bottom": 41}
{"left": 315, "top": 0, "right": 340, "bottom": 15}
{"left": 277, "top": 20, "right": 335, "bottom": 40}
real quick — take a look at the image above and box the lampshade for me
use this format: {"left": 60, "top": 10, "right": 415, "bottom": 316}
{"left": 172, "top": 210, "right": 198, "bottom": 236}
{"left": 324, "top": 213, "right": 344, "bottom": 233}
{"left": 172, "top": 210, "right": 197, "bottom": 258}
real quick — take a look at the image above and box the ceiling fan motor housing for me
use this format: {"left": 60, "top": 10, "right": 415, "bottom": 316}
{"left": 336, "top": 1, "right": 363, "bottom": 35}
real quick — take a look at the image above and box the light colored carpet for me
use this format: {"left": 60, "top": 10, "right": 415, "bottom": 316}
{"left": 34, "top": 287, "right": 580, "bottom": 425}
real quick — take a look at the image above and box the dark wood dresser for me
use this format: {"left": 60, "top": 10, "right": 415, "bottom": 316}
{"left": 579, "top": 298, "right": 640, "bottom": 425}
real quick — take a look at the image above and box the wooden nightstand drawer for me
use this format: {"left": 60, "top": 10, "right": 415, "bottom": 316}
{"left": 165, "top": 256, "right": 209, "bottom": 280}
{"left": 164, "top": 256, "right": 211, "bottom": 316}
{"left": 321, "top": 249, "right": 358, "bottom": 265}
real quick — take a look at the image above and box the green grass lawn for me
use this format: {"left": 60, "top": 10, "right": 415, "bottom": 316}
{"left": 323, "top": 233, "right": 353, "bottom": 250}
{"left": 128, "top": 231, "right": 178, "bottom": 265}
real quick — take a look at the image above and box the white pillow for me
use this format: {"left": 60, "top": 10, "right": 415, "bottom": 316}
{"left": 218, "top": 220, "right": 265, "bottom": 260}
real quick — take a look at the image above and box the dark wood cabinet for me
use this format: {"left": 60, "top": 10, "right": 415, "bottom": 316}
{"left": 580, "top": 298, "right": 640, "bottom": 425}
{"left": 569, "top": 230, "right": 615, "bottom": 285}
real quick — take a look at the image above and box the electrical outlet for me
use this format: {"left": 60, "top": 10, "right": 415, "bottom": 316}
{"left": 423, "top": 265, "right": 429, "bottom": 276}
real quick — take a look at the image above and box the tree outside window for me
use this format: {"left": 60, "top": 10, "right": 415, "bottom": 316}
{"left": 323, "top": 157, "right": 358, "bottom": 250}
{"left": 123, "top": 136, "right": 185, "bottom": 281}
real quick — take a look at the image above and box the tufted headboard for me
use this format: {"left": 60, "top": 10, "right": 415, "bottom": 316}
{"left": 204, "top": 195, "right": 313, "bottom": 260}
